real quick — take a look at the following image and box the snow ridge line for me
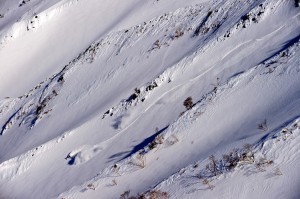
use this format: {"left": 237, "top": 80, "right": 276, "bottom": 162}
{"left": 0, "top": 71, "right": 64, "bottom": 135}
{"left": 0, "top": 1, "right": 251, "bottom": 133}
{"left": 99, "top": 0, "right": 269, "bottom": 120}
{"left": 0, "top": 0, "right": 80, "bottom": 48}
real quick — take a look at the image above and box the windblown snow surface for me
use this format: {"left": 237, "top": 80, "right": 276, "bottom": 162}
{"left": 0, "top": 0, "right": 300, "bottom": 198}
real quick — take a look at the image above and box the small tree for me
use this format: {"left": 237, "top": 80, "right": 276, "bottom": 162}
{"left": 183, "top": 97, "right": 193, "bottom": 110}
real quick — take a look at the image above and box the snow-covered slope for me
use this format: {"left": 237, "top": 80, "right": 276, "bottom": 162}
{"left": 0, "top": 0, "right": 299, "bottom": 198}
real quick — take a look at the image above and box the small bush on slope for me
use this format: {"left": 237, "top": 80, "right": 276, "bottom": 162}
{"left": 257, "top": 119, "right": 268, "bottom": 131}
{"left": 120, "top": 190, "right": 170, "bottom": 199}
{"left": 129, "top": 153, "right": 146, "bottom": 168}
{"left": 183, "top": 97, "right": 193, "bottom": 110}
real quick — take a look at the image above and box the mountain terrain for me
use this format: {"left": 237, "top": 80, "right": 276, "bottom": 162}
{"left": 0, "top": 0, "right": 300, "bottom": 198}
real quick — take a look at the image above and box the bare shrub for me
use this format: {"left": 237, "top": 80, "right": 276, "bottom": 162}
{"left": 206, "top": 155, "right": 219, "bottom": 176}
{"left": 281, "top": 128, "right": 292, "bottom": 135}
{"left": 112, "top": 164, "right": 121, "bottom": 176}
{"left": 134, "top": 88, "right": 141, "bottom": 94}
{"left": 257, "top": 119, "right": 268, "bottom": 131}
{"left": 256, "top": 157, "right": 273, "bottom": 172}
{"left": 130, "top": 153, "right": 146, "bottom": 168}
{"left": 243, "top": 143, "right": 252, "bottom": 153}
{"left": 58, "top": 75, "right": 64, "bottom": 83}
{"left": 149, "top": 135, "right": 164, "bottom": 150}
{"left": 222, "top": 149, "right": 240, "bottom": 171}
{"left": 240, "top": 144, "right": 254, "bottom": 163}
{"left": 174, "top": 28, "right": 184, "bottom": 38}
{"left": 148, "top": 141, "right": 157, "bottom": 150}
{"left": 211, "top": 77, "right": 220, "bottom": 90}
{"left": 202, "top": 179, "right": 215, "bottom": 190}
{"left": 144, "top": 190, "right": 170, "bottom": 199}
{"left": 120, "top": 190, "right": 131, "bottom": 199}
{"left": 111, "top": 179, "right": 117, "bottom": 186}
{"left": 120, "top": 189, "right": 170, "bottom": 199}
{"left": 167, "top": 135, "right": 179, "bottom": 145}
{"left": 183, "top": 97, "right": 193, "bottom": 110}
{"left": 87, "top": 183, "right": 96, "bottom": 190}
{"left": 195, "top": 173, "right": 203, "bottom": 179}
{"left": 126, "top": 190, "right": 170, "bottom": 199}
{"left": 294, "top": 122, "right": 300, "bottom": 129}
{"left": 273, "top": 167, "right": 283, "bottom": 176}
{"left": 154, "top": 40, "right": 160, "bottom": 49}
{"left": 155, "top": 135, "right": 164, "bottom": 144}
{"left": 202, "top": 27, "right": 209, "bottom": 34}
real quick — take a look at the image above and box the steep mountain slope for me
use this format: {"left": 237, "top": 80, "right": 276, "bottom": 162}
{"left": 0, "top": 0, "right": 299, "bottom": 198}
